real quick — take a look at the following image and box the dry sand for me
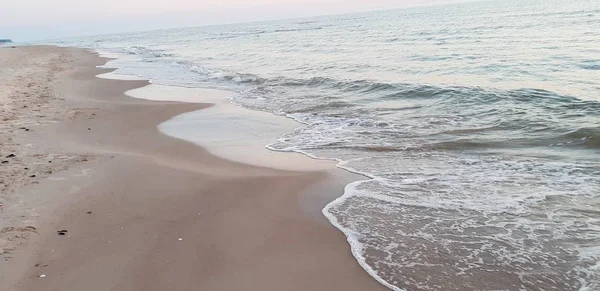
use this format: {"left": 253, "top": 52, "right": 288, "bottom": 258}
{"left": 0, "top": 46, "right": 386, "bottom": 291}
{"left": 0, "top": 46, "right": 94, "bottom": 269}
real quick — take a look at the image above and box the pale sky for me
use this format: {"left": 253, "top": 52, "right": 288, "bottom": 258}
{"left": 0, "top": 0, "right": 460, "bottom": 41}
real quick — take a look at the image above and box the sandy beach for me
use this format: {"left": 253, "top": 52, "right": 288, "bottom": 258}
{"left": 0, "top": 46, "right": 386, "bottom": 291}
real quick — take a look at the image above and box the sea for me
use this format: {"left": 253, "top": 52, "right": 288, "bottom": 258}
{"left": 52, "top": 0, "right": 600, "bottom": 290}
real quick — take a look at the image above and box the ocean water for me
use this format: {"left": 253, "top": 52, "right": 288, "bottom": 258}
{"left": 54, "top": 0, "right": 600, "bottom": 290}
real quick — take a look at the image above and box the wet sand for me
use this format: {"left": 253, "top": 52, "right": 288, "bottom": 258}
{"left": 0, "top": 46, "right": 386, "bottom": 291}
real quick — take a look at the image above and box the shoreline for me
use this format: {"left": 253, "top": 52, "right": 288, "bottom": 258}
{"left": 0, "top": 46, "right": 386, "bottom": 290}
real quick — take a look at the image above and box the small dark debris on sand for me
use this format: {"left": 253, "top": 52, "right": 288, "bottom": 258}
{"left": 6, "top": 154, "right": 16, "bottom": 158}
{"left": 86, "top": 211, "right": 92, "bottom": 214}
{"left": 29, "top": 174, "right": 36, "bottom": 178}
{"left": 57, "top": 230, "right": 68, "bottom": 236}
{"left": 1, "top": 161, "right": 8, "bottom": 164}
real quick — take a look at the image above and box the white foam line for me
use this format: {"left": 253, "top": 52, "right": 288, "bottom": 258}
{"left": 265, "top": 143, "right": 404, "bottom": 291}
{"left": 324, "top": 182, "right": 404, "bottom": 291}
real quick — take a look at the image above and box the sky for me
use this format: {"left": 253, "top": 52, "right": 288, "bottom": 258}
{"left": 0, "top": 0, "right": 459, "bottom": 41}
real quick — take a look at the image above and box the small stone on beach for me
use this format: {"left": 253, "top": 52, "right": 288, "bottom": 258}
{"left": 39, "top": 274, "right": 46, "bottom": 278}
{"left": 6, "top": 154, "right": 15, "bottom": 158}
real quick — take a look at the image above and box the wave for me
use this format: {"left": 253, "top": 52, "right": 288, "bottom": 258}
{"left": 115, "top": 48, "right": 599, "bottom": 116}
{"left": 562, "top": 127, "right": 600, "bottom": 149}
{"left": 581, "top": 60, "right": 600, "bottom": 71}
{"left": 185, "top": 66, "right": 597, "bottom": 109}
{"left": 272, "top": 27, "right": 324, "bottom": 33}
{"left": 188, "top": 65, "right": 263, "bottom": 83}
{"left": 122, "top": 46, "right": 174, "bottom": 59}
{"left": 211, "top": 25, "right": 329, "bottom": 40}
{"left": 286, "top": 101, "right": 357, "bottom": 113}
{"left": 424, "top": 126, "right": 600, "bottom": 150}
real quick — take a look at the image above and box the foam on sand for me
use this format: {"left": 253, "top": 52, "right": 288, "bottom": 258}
{"left": 123, "top": 84, "right": 334, "bottom": 172}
